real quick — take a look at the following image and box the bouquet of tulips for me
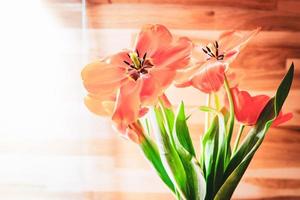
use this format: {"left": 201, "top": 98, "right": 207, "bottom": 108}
{"left": 81, "top": 24, "right": 294, "bottom": 200}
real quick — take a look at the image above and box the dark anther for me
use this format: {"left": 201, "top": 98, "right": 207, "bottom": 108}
{"left": 206, "top": 46, "right": 216, "bottom": 57}
{"left": 206, "top": 46, "right": 212, "bottom": 53}
{"left": 217, "top": 55, "right": 224, "bottom": 60}
{"left": 123, "top": 60, "right": 130, "bottom": 66}
{"left": 125, "top": 51, "right": 154, "bottom": 81}
{"left": 202, "top": 41, "right": 225, "bottom": 61}
{"left": 215, "top": 41, "right": 219, "bottom": 48}
{"left": 143, "top": 60, "right": 153, "bottom": 68}
{"left": 142, "top": 53, "right": 147, "bottom": 66}
{"left": 126, "top": 53, "right": 131, "bottom": 58}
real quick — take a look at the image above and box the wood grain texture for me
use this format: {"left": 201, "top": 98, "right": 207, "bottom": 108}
{"left": 88, "top": 0, "right": 278, "bottom": 10}
{"left": 86, "top": 3, "right": 300, "bottom": 31}
{"left": 0, "top": 0, "right": 299, "bottom": 200}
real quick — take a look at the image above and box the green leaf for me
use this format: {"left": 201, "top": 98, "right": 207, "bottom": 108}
{"left": 201, "top": 116, "right": 218, "bottom": 199}
{"left": 161, "top": 104, "right": 176, "bottom": 135}
{"left": 190, "top": 158, "right": 207, "bottom": 200}
{"left": 151, "top": 107, "right": 188, "bottom": 199}
{"left": 199, "top": 106, "right": 227, "bottom": 199}
{"left": 173, "top": 102, "right": 206, "bottom": 200}
{"left": 214, "top": 63, "right": 294, "bottom": 200}
{"left": 174, "top": 102, "right": 196, "bottom": 157}
{"left": 140, "top": 135, "right": 175, "bottom": 193}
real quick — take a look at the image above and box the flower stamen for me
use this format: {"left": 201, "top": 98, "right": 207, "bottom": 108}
{"left": 202, "top": 41, "right": 224, "bottom": 61}
{"left": 124, "top": 51, "right": 153, "bottom": 81}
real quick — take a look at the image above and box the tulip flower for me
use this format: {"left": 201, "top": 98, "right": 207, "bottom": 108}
{"left": 81, "top": 24, "right": 193, "bottom": 142}
{"left": 176, "top": 28, "right": 260, "bottom": 93}
{"left": 230, "top": 87, "right": 293, "bottom": 126}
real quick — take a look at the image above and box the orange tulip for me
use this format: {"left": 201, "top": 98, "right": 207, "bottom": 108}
{"left": 176, "top": 28, "right": 260, "bottom": 93}
{"left": 81, "top": 24, "right": 193, "bottom": 143}
{"left": 230, "top": 87, "right": 293, "bottom": 126}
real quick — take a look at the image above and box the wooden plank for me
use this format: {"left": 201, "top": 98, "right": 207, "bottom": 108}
{"left": 0, "top": 171, "right": 299, "bottom": 199}
{"left": 86, "top": 29, "right": 300, "bottom": 52}
{"left": 2, "top": 2, "right": 299, "bottom": 199}
{"left": 181, "top": 30, "right": 300, "bottom": 49}
{"left": 86, "top": 4, "right": 300, "bottom": 31}
{"left": 87, "top": 0, "right": 278, "bottom": 10}
{"left": 278, "top": 0, "right": 300, "bottom": 14}
{"left": 231, "top": 47, "right": 300, "bottom": 70}
{"left": 0, "top": 125, "right": 298, "bottom": 168}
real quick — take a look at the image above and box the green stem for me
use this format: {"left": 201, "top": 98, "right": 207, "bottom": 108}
{"left": 223, "top": 75, "right": 235, "bottom": 151}
{"left": 232, "top": 124, "right": 245, "bottom": 154}
{"left": 214, "top": 92, "right": 221, "bottom": 111}
{"left": 205, "top": 93, "right": 211, "bottom": 132}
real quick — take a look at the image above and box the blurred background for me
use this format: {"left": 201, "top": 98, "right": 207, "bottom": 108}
{"left": 0, "top": 0, "right": 299, "bottom": 199}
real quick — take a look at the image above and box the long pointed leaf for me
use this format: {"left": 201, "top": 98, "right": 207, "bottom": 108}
{"left": 174, "top": 102, "right": 196, "bottom": 157}
{"left": 173, "top": 102, "right": 206, "bottom": 200}
{"left": 214, "top": 63, "right": 294, "bottom": 200}
{"left": 151, "top": 107, "right": 188, "bottom": 199}
{"left": 200, "top": 106, "right": 227, "bottom": 199}
{"left": 140, "top": 135, "right": 175, "bottom": 193}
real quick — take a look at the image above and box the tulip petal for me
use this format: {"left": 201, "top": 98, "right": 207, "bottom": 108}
{"left": 223, "top": 49, "right": 239, "bottom": 64}
{"left": 219, "top": 28, "right": 260, "bottom": 52}
{"left": 84, "top": 94, "right": 115, "bottom": 116}
{"left": 230, "top": 87, "right": 269, "bottom": 125}
{"left": 140, "top": 68, "right": 176, "bottom": 105}
{"left": 112, "top": 79, "right": 143, "bottom": 134}
{"left": 83, "top": 80, "right": 126, "bottom": 96}
{"left": 272, "top": 112, "right": 293, "bottom": 127}
{"left": 175, "top": 80, "right": 193, "bottom": 88}
{"left": 81, "top": 60, "right": 127, "bottom": 94}
{"left": 160, "top": 93, "right": 172, "bottom": 108}
{"left": 175, "top": 61, "right": 205, "bottom": 84}
{"left": 151, "top": 37, "right": 193, "bottom": 70}
{"left": 82, "top": 60, "right": 126, "bottom": 83}
{"left": 190, "top": 62, "right": 226, "bottom": 93}
{"left": 108, "top": 51, "right": 132, "bottom": 67}
{"left": 135, "top": 24, "right": 173, "bottom": 58}
{"left": 139, "top": 107, "right": 149, "bottom": 117}
{"left": 125, "top": 127, "right": 140, "bottom": 144}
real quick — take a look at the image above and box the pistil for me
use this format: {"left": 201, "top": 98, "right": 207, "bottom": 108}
{"left": 129, "top": 52, "right": 141, "bottom": 69}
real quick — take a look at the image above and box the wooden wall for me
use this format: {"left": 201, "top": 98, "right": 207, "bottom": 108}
{"left": 1, "top": 0, "right": 299, "bottom": 199}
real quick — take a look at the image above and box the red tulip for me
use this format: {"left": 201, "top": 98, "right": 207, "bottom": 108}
{"left": 229, "top": 87, "right": 293, "bottom": 126}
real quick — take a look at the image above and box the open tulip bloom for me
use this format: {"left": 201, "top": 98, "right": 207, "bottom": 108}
{"left": 81, "top": 24, "right": 295, "bottom": 200}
